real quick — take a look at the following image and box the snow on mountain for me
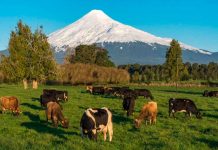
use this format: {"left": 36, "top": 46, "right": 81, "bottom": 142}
{"left": 48, "top": 9, "right": 212, "bottom": 55}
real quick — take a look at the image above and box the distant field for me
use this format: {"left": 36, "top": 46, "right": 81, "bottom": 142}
{"left": 0, "top": 84, "right": 218, "bottom": 150}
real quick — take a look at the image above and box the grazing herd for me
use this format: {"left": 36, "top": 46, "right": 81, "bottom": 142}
{"left": 0, "top": 86, "right": 217, "bottom": 142}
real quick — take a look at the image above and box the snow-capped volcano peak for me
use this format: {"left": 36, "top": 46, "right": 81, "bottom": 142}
{"left": 48, "top": 9, "right": 212, "bottom": 55}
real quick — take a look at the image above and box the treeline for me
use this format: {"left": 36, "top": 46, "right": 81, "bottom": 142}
{"left": 118, "top": 62, "right": 218, "bottom": 83}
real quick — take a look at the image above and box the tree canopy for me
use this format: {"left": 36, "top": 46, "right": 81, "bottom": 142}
{"left": 0, "top": 21, "right": 57, "bottom": 82}
{"left": 65, "top": 44, "right": 115, "bottom": 67}
{"left": 165, "top": 39, "right": 184, "bottom": 81}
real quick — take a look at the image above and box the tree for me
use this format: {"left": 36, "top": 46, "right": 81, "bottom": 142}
{"left": 67, "top": 44, "right": 115, "bottom": 67}
{"left": 95, "top": 50, "right": 115, "bottom": 67}
{"left": 180, "top": 66, "right": 190, "bottom": 81}
{"left": 131, "top": 71, "right": 140, "bottom": 83}
{"left": 0, "top": 21, "right": 57, "bottom": 83}
{"left": 165, "top": 39, "right": 183, "bottom": 81}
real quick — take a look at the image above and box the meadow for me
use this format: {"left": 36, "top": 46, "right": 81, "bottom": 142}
{"left": 0, "top": 84, "right": 217, "bottom": 150}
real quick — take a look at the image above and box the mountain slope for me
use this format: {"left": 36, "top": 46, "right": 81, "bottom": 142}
{"left": 48, "top": 10, "right": 211, "bottom": 55}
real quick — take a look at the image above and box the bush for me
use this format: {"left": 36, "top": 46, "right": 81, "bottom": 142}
{"left": 58, "top": 63, "right": 130, "bottom": 85}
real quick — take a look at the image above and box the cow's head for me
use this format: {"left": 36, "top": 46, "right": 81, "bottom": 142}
{"left": 83, "top": 129, "right": 98, "bottom": 141}
{"left": 196, "top": 111, "right": 202, "bottom": 119}
{"left": 86, "top": 86, "right": 93, "bottom": 93}
{"left": 134, "top": 119, "right": 142, "bottom": 128}
{"left": 61, "top": 119, "right": 69, "bottom": 128}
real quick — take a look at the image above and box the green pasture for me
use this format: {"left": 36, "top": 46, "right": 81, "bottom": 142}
{"left": 0, "top": 84, "right": 217, "bottom": 150}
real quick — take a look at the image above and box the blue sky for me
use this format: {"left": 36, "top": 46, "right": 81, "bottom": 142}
{"left": 0, "top": 0, "right": 218, "bottom": 51}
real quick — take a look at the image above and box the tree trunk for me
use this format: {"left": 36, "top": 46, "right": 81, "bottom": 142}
{"left": 32, "top": 80, "right": 38, "bottom": 89}
{"left": 23, "top": 79, "right": 28, "bottom": 89}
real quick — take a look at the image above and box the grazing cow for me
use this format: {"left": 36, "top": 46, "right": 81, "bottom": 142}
{"left": 134, "top": 89, "right": 154, "bottom": 100}
{"left": 122, "top": 94, "right": 137, "bottom": 116}
{"left": 93, "top": 87, "right": 105, "bottom": 95}
{"left": 203, "top": 90, "right": 218, "bottom": 97}
{"left": 86, "top": 86, "right": 93, "bottom": 93}
{"left": 169, "top": 98, "right": 202, "bottom": 119}
{"left": 40, "top": 94, "right": 59, "bottom": 107}
{"left": 115, "top": 88, "right": 136, "bottom": 98}
{"left": 134, "top": 101, "right": 157, "bottom": 128}
{"left": 45, "top": 102, "right": 69, "bottom": 128}
{"left": 0, "top": 96, "right": 21, "bottom": 115}
{"left": 80, "top": 107, "right": 113, "bottom": 142}
{"left": 43, "top": 89, "right": 68, "bottom": 102}
{"left": 104, "top": 87, "right": 114, "bottom": 95}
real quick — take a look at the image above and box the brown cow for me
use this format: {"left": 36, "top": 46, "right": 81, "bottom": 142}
{"left": 134, "top": 101, "right": 157, "bottom": 128}
{"left": 0, "top": 96, "right": 21, "bottom": 115}
{"left": 45, "top": 102, "right": 69, "bottom": 128}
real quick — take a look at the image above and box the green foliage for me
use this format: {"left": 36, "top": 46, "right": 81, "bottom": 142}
{"left": 145, "top": 70, "right": 154, "bottom": 84}
{"left": 180, "top": 66, "right": 190, "bottom": 81}
{"left": 0, "top": 21, "right": 57, "bottom": 82}
{"left": 119, "top": 62, "right": 218, "bottom": 83}
{"left": 131, "top": 71, "right": 140, "bottom": 82}
{"left": 0, "top": 84, "right": 218, "bottom": 149}
{"left": 67, "top": 44, "right": 115, "bottom": 67}
{"left": 165, "top": 39, "right": 184, "bottom": 81}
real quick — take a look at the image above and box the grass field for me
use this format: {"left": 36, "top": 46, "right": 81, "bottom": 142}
{"left": 0, "top": 84, "right": 218, "bottom": 150}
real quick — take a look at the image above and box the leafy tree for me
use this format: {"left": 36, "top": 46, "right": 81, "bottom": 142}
{"left": 145, "top": 70, "right": 154, "bottom": 84}
{"left": 131, "top": 71, "right": 140, "bottom": 83}
{"left": 165, "top": 39, "right": 183, "bottom": 81}
{"left": 180, "top": 66, "right": 190, "bottom": 81}
{"left": 0, "top": 21, "right": 57, "bottom": 82}
{"left": 95, "top": 50, "right": 115, "bottom": 67}
{"left": 68, "top": 44, "right": 115, "bottom": 67}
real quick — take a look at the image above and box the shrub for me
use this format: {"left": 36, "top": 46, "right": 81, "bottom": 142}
{"left": 58, "top": 63, "right": 130, "bottom": 85}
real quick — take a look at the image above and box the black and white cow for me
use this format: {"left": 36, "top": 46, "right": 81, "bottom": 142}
{"left": 169, "top": 98, "right": 202, "bottom": 119}
{"left": 203, "top": 90, "right": 218, "bottom": 97}
{"left": 80, "top": 107, "right": 113, "bottom": 142}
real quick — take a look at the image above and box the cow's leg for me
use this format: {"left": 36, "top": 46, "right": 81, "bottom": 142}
{"left": 103, "top": 127, "right": 107, "bottom": 141}
{"left": 188, "top": 111, "right": 192, "bottom": 117}
{"left": 52, "top": 117, "right": 58, "bottom": 128}
{"left": 152, "top": 115, "right": 156, "bottom": 124}
{"left": 169, "top": 110, "right": 172, "bottom": 117}
{"left": 80, "top": 127, "right": 84, "bottom": 138}
{"left": 107, "top": 122, "right": 113, "bottom": 142}
{"left": 172, "top": 112, "right": 176, "bottom": 118}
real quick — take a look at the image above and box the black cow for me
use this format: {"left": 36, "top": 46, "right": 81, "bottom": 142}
{"left": 43, "top": 89, "right": 68, "bottom": 102}
{"left": 91, "top": 87, "right": 105, "bottom": 95}
{"left": 169, "top": 98, "right": 202, "bottom": 119}
{"left": 134, "top": 89, "right": 154, "bottom": 100}
{"left": 115, "top": 88, "right": 136, "bottom": 98}
{"left": 122, "top": 95, "right": 137, "bottom": 116}
{"left": 80, "top": 107, "right": 113, "bottom": 142}
{"left": 203, "top": 90, "right": 218, "bottom": 97}
{"left": 40, "top": 94, "right": 59, "bottom": 107}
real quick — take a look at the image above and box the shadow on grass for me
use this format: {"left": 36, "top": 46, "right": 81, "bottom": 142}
{"left": 158, "top": 89, "right": 202, "bottom": 95}
{"left": 21, "top": 103, "right": 42, "bottom": 110}
{"left": 112, "top": 111, "right": 133, "bottom": 124}
{"left": 31, "top": 97, "right": 40, "bottom": 101}
{"left": 197, "top": 138, "right": 218, "bottom": 148}
{"left": 21, "top": 122, "right": 79, "bottom": 140}
{"left": 203, "top": 113, "right": 218, "bottom": 119}
{"left": 21, "top": 111, "right": 80, "bottom": 140}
